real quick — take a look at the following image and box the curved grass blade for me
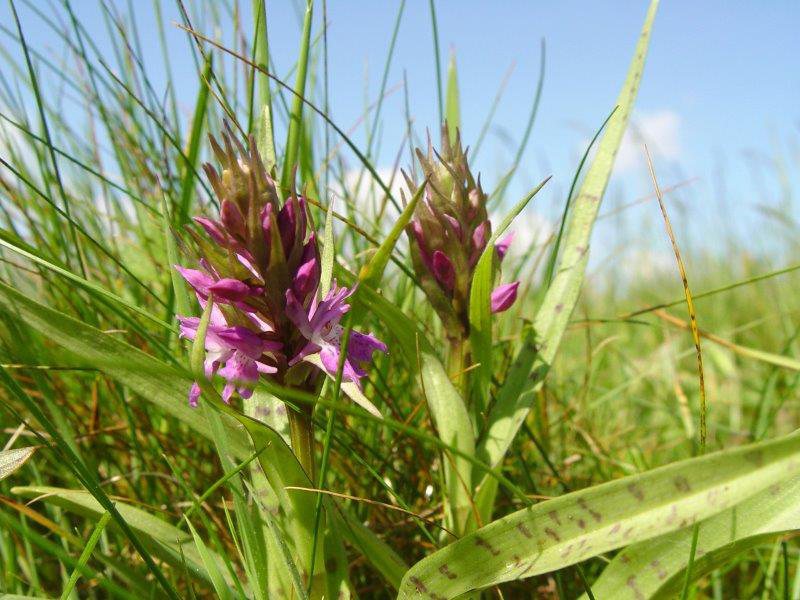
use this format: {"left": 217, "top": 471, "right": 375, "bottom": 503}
{"left": 0, "top": 236, "right": 171, "bottom": 331}
{"left": 12, "top": 486, "right": 233, "bottom": 590}
{"left": 177, "top": 54, "right": 213, "bottom": 226}
{"left": 59, "top": 510, "right": 112, "bottom": 600}
{"left": 585, "top": 474, "right": 800, "bottom": 600}
{"left": 399, "top": 430, "right": 800, "bottom": 598}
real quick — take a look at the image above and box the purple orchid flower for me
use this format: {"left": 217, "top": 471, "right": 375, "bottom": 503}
{"left": 176, "top": 265, "right": 263, "bottom": 309}
{"left": 179, "top": 304, "right": 280, "bottom": 406}
{"left": 490, "top": 281, "right": 520, "bottom": 313}
{"left": 285, "top": 282, "right": 387, "bottom": 387}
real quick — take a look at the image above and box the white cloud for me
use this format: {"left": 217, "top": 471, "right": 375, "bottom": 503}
{"left": 506, "top": 209, "right": 554, "bottom": 256}
{"left": 614, "top": 109, "right": 682, "bottom": 174}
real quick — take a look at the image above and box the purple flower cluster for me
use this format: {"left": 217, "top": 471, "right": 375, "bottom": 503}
{"left": 176, "top": 131, "right": 386, "bottom": 405}
{"left": 406, "top": 129, "right": 520, "bottom": 336}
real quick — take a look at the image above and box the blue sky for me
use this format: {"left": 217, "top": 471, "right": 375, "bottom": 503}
{"left": 3, "top": 1, "right": 799, "bottom": 270}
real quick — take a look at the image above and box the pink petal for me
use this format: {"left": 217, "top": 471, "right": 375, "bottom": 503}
{"left": 220, "top": 199, "right": 246, "bottom": 238}
{"left": 347, "top": 330, "right": 388, "bottom": 364}
{"left": 194, "top": 217, "right": 227, "bottom": 245}
{"left": 175, "top": 266, "right": 214, "bottom": 297}
{"left": 188, "top": 382, "right": 201, "bottom": 407}
{"left": 208, "top": 278, "right": 261, "bottom": 302}
{"left": 491, "top": 281, "right": 519, "bottom": 313}
{"left": 495, "top": 231, "right": 515, "bottom": 260}
{"left": 432, "top": 250, "right": 455, "bottom": 292}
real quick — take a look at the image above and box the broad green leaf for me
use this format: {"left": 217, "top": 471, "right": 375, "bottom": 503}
{"left": 585, "top": 474, "right": 800, "bottom": 600}
{"left": 469, "top": 178, "right": 550, "bottom": 413}
{"left": 398, "top": 430, "right": 800, "bottom": 598}
{"left": 0, "top": 281, "right": 250, "bottom": 459}
{"left": 0, "top": 446, "right": 35, "bottom": 481}
{"left": 534, "top": 0, "right": 658, "bottom": 365}
{"left": 12, "top": 486, "right": 233, "bottom": 589}
{"left": 477, "top": 0, "right": 660, "bottom": 480}
{"left": 445, "top": 51, "right": 460, "bottom": 145}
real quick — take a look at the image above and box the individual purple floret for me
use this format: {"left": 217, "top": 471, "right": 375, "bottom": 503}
{"left": 286, "top": 282, "right": 388, "bottom": 387}
{"left": 178, "top": 304, "right": 279, "bottom": 406}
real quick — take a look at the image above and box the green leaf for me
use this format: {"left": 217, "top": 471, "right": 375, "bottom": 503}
{"left": 177, "top": 54, "right": 212, "bottom": 225}
{"left": 349, "top": 280, "right": 475, "bottom": 534}
{"left": 185, "top": 518, "right": 235, "bottom": 600}
{"left": 473, "top": 0, "right": 660, "bottom": 486}
{"left": 0, "top": 281, "right": 250, "bottom": 459}
{"left": 475, "top": 325, "right": 541, "bottom": 471}
{"left": 59, "top": 510, "right": 112, "bottom": 600}
{"left": 0, "top": 446, "right": 35, "bottom": 481}
{"left": 534, "top": 0, "right": 659, "bottom": 366}
{"left": 445, "top": 51, "right": 460, "bottom": 145}
{"left": 357, "top": 178, "right": 427, "bottom": 292}
{"left": 0, "top": 233, "right": 170, "bottom": 330}
{"left": 468, "top": 178, "right": 550, "bottom": 412}
{"left": 162, "top": 191, "right": 191, "bottom": 319}
{"left": 585, "top": 474, "right": 800, "bottom": 600}
{"left": 280, "top": 0, "right": 314, "bottom": 195}
{"left": 398, "top": 430, "right": 800, "bottom": 598}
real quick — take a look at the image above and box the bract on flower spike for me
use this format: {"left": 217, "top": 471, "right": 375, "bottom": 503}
{"left": 405, "top": 125, "right": 520, "bottom": 339}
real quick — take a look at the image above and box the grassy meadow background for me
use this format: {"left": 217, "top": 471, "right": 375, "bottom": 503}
{"left": 0, "top": 1, "right": 799, "bottom": 598}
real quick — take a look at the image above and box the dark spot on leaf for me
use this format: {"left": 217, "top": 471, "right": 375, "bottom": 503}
{"left": 548, "top": 510, "right": 561, "bottom": 526}
{"left": 545, "top": 527, "right": 560, "bottom": 542}
{"left": 438, "top": 564, "right": 457, "bottom": 580}
{"left": 517, "top": 523, "right": 533, "bottom": 539}
{"left": 627, "top": 483, "right": 644, "bottom": 501}
{"left": 673, "top": 475, "right": 691, "bottom": 492}
{"left": 578, "top": 498, "right": 602, "bottom": 522}
{"left": 745, "top": 450, "right": 764, "bottom": 466}
{"left": 626, "top": 575, "right": 645, "bottom": 600}
{"left": 475, "top": 536, "right": 500, "bottom": 556}
{"left": 410, "top": 576, "right": 427, "bottom": 593}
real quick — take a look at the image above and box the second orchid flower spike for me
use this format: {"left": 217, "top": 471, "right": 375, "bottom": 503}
{"left": 405, "top": 126, "right": 519, "bottom": 342}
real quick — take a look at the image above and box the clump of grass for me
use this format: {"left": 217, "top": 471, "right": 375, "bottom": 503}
{"left": 0, "top": 1, "right": 798, "bottom": 599}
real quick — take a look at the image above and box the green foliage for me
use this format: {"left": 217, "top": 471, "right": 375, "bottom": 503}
{"left": 0, "top": 0, "right": 798, "bottom": 598}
